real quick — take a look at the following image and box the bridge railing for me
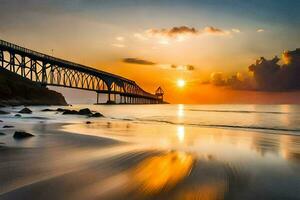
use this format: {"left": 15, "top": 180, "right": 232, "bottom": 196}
{"left": 0, "top": 39, "right": 135, "bottom": 84}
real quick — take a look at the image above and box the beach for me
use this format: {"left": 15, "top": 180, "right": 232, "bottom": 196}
{"left": 0, "top": 104, "right": 300, "bottom": 200}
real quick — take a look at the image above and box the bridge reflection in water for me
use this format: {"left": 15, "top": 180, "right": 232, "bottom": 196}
{"left": 0, "top": 39, "right": 164, "bottom": 104}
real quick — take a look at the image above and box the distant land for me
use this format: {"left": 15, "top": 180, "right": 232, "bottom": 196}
{"left": 0, "top": 68, "right": 67, "bottom": 106}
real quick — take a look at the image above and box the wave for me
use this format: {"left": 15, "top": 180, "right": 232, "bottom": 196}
{"left": 187, "top": 109, "right": 288, "bottom": 115}
{"left": 110, "top": 117, "right": 300, "bottom": 134}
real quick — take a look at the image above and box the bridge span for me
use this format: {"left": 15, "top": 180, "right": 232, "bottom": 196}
{"left": 0, "top": 39, "right": 164, "bottom": 104}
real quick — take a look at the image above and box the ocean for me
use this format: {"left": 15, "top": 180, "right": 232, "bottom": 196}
{"left": 0, "top": 104, "right": 300, "bottom": 199}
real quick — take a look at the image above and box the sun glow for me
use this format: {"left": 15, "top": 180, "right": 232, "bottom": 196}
{"left": 177, "top": 79, "right": 186, "bottom": 88}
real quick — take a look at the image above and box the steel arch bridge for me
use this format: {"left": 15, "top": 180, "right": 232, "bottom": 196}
{"left": 0, "top": 39, "right": 163, "bottom": 104}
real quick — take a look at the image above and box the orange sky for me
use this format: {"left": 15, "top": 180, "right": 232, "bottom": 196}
{"left": 2, "top": 0, "right": 300, "bottom": 104}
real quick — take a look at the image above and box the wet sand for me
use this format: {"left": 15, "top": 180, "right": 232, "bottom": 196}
{"left": 0, "top": 120, "right": 299, "bottom": 200}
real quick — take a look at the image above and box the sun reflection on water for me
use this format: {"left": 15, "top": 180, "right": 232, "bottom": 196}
{"left": 177, "top": 104, "right": 184, "bottom": 117}
{"left": 129, "top": 151, "right": 194, "bottom": 196}
{"left": 177, "top": 125, "right": 185, "bottom": 143}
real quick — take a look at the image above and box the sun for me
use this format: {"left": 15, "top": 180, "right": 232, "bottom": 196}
{"left": 177, "top": 79, "right": 186, "bottom": 88}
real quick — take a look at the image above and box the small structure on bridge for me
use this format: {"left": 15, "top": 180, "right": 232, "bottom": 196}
{"left": 155, "top": 86, "right": 164, "bottom": 103}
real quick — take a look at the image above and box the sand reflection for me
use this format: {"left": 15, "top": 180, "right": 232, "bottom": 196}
{"left": 129, "top": 151, "right": 194, "bottom": 196}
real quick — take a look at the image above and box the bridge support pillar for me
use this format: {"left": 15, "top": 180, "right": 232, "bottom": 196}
{"left": 96, "top": 92, "right": 100, "bottom": 104}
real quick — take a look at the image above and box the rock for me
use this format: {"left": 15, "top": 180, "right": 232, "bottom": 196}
{"left": 0, "top": 120, "right": 3, "bottom": 122}
{"left": 86, "top": 121, "right": 92, "bottom": 124}
{"left": 90, "top": 112, "right": 104, "bottom": 118}
{"left": 62, "top": 110, "right": 79, "bottom": 115}
{"left": 15, "top": 114, "right": 22, "bottom": 117}
{"left": 13, "top": 131, "right": 34, "bottom": 139}
{"left": 0, "top": 132, "right": 5, "bottom": 136}
{"left": 79, "top": 108, "right": 92, "bottom": 115}
{"left": 56, "top": 108, "right": 68, "bottom": 112}
{"left": 0, "top": 110, "right": 10, "bottom": 115}
{"left": 18, "top": 107, "right": 32, "bottom": 114}
{"left": 3, "top": 125, "right": 14, "bottom": 128}
{"left": 41, "top": 108, "right": 56, "bottom": 112}
{"left": 0, "top": 104, "right": 6, "bottom": 107}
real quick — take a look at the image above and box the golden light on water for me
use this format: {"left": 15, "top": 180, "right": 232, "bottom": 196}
{"left": 130, "top": 152, "right": 194, "bottom": 195}
{"left": 177, "top": 79, "right": 186, "bottom": 88}
{"left": 177, "top": 104, "right": 184, "bottom": 117}
{"left": 177, "top": 125, "right": 185, "bottom": 143}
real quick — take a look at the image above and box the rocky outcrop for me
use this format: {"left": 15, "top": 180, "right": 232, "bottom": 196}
{"left": 0, "top": 110, "right": 9, "bottom": 115}
{"left": 18, "top": 108, "right": 32, "bottom": 114}
{"left": 90, "top": 112, "right": 103, "bottom": 117}
{"left": 3, "top": 125, "right": 14, "bottom": 128}
{"left": 0, "top": 68, "right": 67, "bottom": 106}
{"left": 13, "top": 131, "right": 34, "bottom": 139}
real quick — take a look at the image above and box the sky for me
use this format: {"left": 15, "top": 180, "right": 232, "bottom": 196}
{"left": 1, "top": 0, "right": 300, "bottom": 104}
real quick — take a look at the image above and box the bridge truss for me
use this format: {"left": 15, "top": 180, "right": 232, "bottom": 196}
{"left": 0, "top": 39, "right": 163, "bottom": 104}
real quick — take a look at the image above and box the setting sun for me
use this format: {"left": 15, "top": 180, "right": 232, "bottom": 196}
{"left": 177, "top": 79, "right": 186, "bottom": 88}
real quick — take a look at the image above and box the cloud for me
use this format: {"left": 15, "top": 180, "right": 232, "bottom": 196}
{"left": 160, "top": 64, "right": 195, "bottom": 71}
{"left": 147, "top": 26, "right": 230, "bottom": 38}
{"left": 257, "top": 29, "right": 265, "bottom": 32}
{"left": 122, "top": 58, "right": 156, "bottom": 65}
{"left": 122, "top": 58, "right": 196, "bottom": 71}
{"left": 210, "top": 72, "right": 227, "bottom": 86}
{"left": 134, "top": 26, "right": 233, "bottom": 43}
{"left": 208, "top": 48, "right": 300, "bottom": 91}
{"left": 248, "top": 49, "right": 300, "bottom": 91}
{"left": 203, "top": 26, "right": 230, "bottom": 35}
{"left": 147, "top": 26, "right": 198, "bottom": 38}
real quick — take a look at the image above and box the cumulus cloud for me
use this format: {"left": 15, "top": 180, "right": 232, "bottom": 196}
{"left": 122, "top": 58, "right": 156, "bottom": 65}
{"left": 209, "top": 48, "right": 300, "bottom": 91}
{"left": 249, "top": 49, "right": 300, "bottom": 91}
{"left": 147, "top": 26, "right": 198, "bottom": 38}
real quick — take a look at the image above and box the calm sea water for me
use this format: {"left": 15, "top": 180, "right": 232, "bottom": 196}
{"left": 0, "top": 104, "right": 300, "bottom": 199}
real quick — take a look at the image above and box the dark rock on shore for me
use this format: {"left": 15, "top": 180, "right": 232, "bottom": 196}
{"left": 0, "top": 110, "right": 9, "bottom": 114}
{"left": 41, "top": 108, "right": 56, "bottom": 112}
{"left": 3, "top": 125, "right": 14, "bottom": 128}
{"left": 0, "top": 120, "right": 3, "bottom": 122}
{"left": 79, "top": 108, "right": 92, "bottom": 115}
{"left": 86, "top": 121, "right": 92, "bottom": 124}
{"left": 56, "top": 108, "right": 69, "bottom": 112}
{"left": 55, "top": 107, "right": 104, "bottom": 117}
{"left": 18, "top": 107, "right": 32, "bottom": 114}
{"left": 15, "top": 114, "right": 22, "bottom": 117}
{"left": 0, "top": 132, "right": 5, "bottom": 135}
{"left": 13, "top": 131, "right": 34, "bottom": 139}
{"left": 0, "top": 68, "right": 67, "bottom": 106}
{"left": 90, "top": 112, "right": 104, "bottom": 117}
{"left": 62, "top": 110, "right": 79, "bottom": 115}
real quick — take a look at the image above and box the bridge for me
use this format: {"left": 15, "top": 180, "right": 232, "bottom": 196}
{"left": 0, "top": 39, "right": 164, "bottom": 104}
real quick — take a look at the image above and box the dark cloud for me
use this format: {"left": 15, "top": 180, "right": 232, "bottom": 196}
{"left": 170, "top": 64, "right": 195, "bottom": 71}
{"left": 122, "top": 58, "right": 156, "bottom": 65}
{"left": 249, "top": 49, "right": 300, "bottom": 91}
{"left": 210, "top": 48, "right": 300, "bottom": 91}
